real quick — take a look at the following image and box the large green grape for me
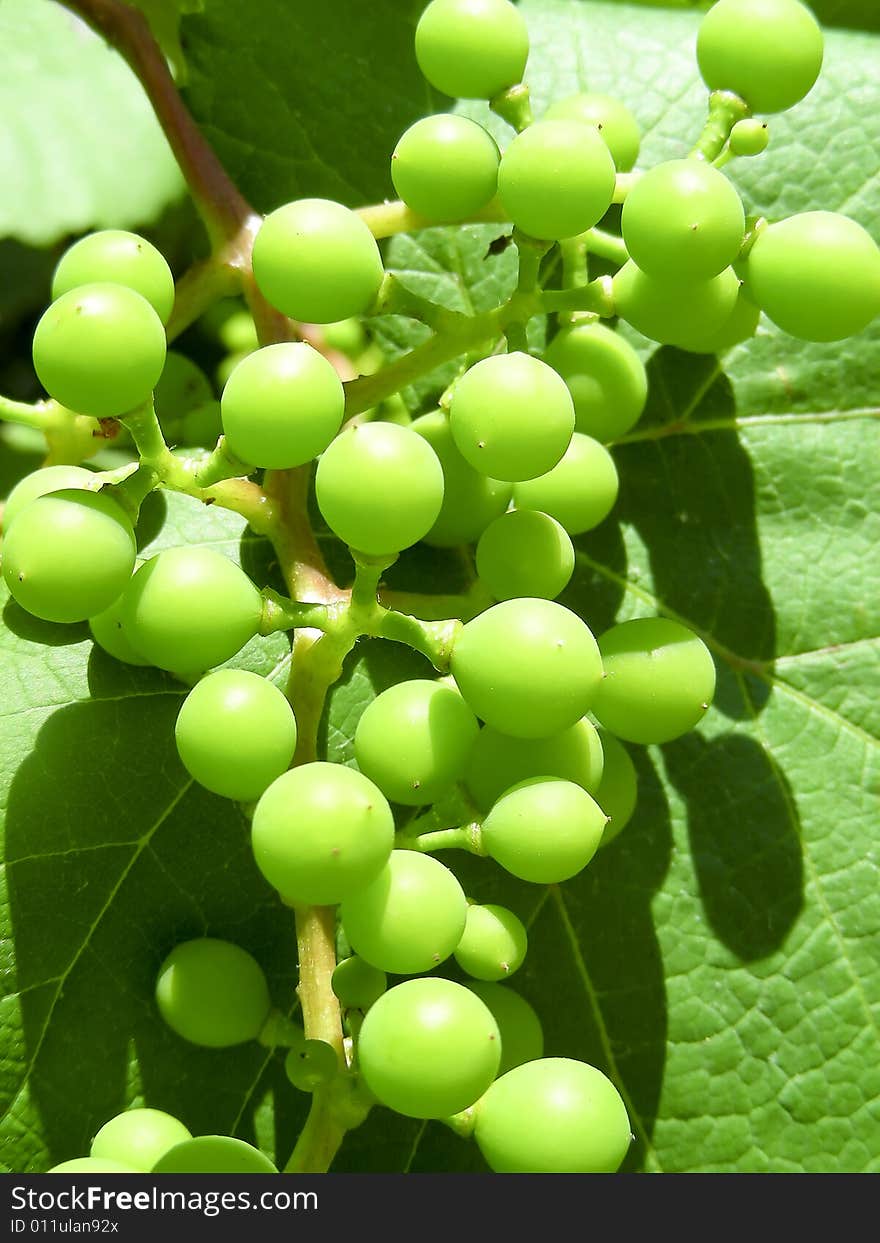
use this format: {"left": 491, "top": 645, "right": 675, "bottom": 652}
{"left": 357, "top": 978, "right": 501, "bottom": 1118}
{"left": 464, "top": 717, "right": 605, "bottom": 812}
{"left": 613, "top": 261, "right": 740, "bottom": 346}
{"left": 451, "top": 599, "right": 603, "bottom": 738}
{"left": 497, "top": 120, "right": 616, "bottom": 241}
{"left": 49, "top": 1158, "right": 139, "bottom": 1174}
{"left": 449, "top": 352, "right": 575, "bottom": 482}
{"left": 89, "top": 590, "right": 151, "bottom": 666}
{"left": 33, "top": 283, "right": 166, "bottom": 417}
{"left": 676, "top": 282, "right": 761, "bottom": 354}
{"left": 2, "top": 490, "right": 136, "bottom": 624}
{"left": 474, "top": 1058, "right": 631, "bottom": 1172}
{"left": 481, "top": 778, "right": 607, "bottom": 882}
{"left": 544, "top": 323, "right": 647, "bottom": 442}
{"left": 153, "top": 1137, "right": 277, "bottom": 1174}
{"left": 340, "top": 850, "right": 467, "bottom": 975}
{"left": 316, "top": 421, "right": 444, "bottom": 555}
{"left": 392, "top": 115, "right": 500, "bottom": 222}
{"left": 175, "top": 670, "right": 297, "bottom": 803}
{"left": 331, "top": 956, "right": 387, "bottom": 1012}
{"left": 513, "top": 433, "right": 619, "bottom": 535}
{"left": 2, "top": 464, "right": 95, "bottom": 532}
{"left": 121, "top": 547, "right": 263, "bottom": 674}
{"left": 52, "top": 229, "right": 175, "bottom": 323}
{"left": 743, "top": 212, "right": 880, "bottom": 342}
{"left": 476, "top": 510, "right": 574, "bottom": 601}
{"left": 622, "top": 160, "right": 744, "bottom": 282}
{"left": 454, "top": 903, "right": 528, "bottom": 981}
{"left": 220, "top": 343, "right": 344, "bottom": 468}
{"left": 251, "top": 763, "right": 394, "bottom": 906}
{"left": 411, "top": 410, "right": 511, "bottom": 546}
{"left": 155, "top": 938, "right": 271, "bottom": 1048}
{"left": 414, "top": 0, "right": 529, "bottom": 99}
{"left": 466, "top": 982, "right": 544, "bottom": 1074}
{"left": 253, "top": 198, "right": 384, "bottom": 323}
{"left": 544, "top": 92, "right": 640, "bottom": 171}
{"left": 90, "top": 1109, "right": 192, "bottom": 1172}
{"left": 697, "top": 0, "right": 823, "bottom": 114}
{"left": 595, "top": 729, "right": 638, "bottom": 846}
{"left": 592, "top": 617, "right": 716, "bottom": 744}
{"left": 354, "top": 679, "right": 478, "bottom": 806}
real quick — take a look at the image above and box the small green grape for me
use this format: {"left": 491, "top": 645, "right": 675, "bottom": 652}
{"left": 474, "top": 1058, "right": 631, "bottom": 1172}
{"left": 331, "top": 956, "right": 387, "bottom": 1012}
{"left": 411, "top": 410, "right": 512, "bottom": 547}
{"left": 252, "top": 198, "right": 384, "bottom": 323}
{"left": 449, "top": 352, "right": 575, "bottom": 482}
{"left": 49, "top": 1158, "right": 138, "bottom": 1174}
{"left": 464, "top": 717, "right": 605, "bottom": 812}
{"left": 729, "top": 118, "right": 770, "bottom": 157}
{"left": 3, "top": 464, "right": 95, "bottom": 532}
{"left": 285, "top": 1040, "right": 338, "bottom": 1092}
{"left": 315, "top": 422, "right": 444, "bottom": 555}
{"left": 155, "top": 938, "right": 271, "bottom": 1048}
{"left": 497, "top": 120, "right": 616, "bottom": 241}
{"left": 121, "top": 547, "right": 262, "bottom": 674}
{"left": 544, "top": 92, "right": 640, "bottom": 171}
{"left": 513, "top": 433, "right": 619, "bottom": 535}
{"left": 451, "top": 599, "right": 603, "bottom": 738}
{"left": 544, "top": 322, "right": 647, "bottom": 442}
{"left": 175, "top": 670, "right": 297, "bottom": 803}
{"left": 322, "top": 318, "right": 366, "bottom": 356}
{"left": 454, "top": 903, "right": 528, "bottom": 980}
{"left": 220, "top": 343, "right": 344, "bottom": 468}
{"left": 89, "top": 590, "right": 151, "bottom": 666}
{"left": 592, "top": 617, "right": 717, "bottom": 744}
{"left": 357, "top": 978, "right": 501, "bottom": 1118}
{"left": 252, "top": 763, "right": 394, "bottom": 906}
{"left": 33, "top": 283, "right": 166, "bottom": 418}
{"left": 414, "top": 0, "right": 529, "bottom": 99}
{"left": 153, "top": 351, "right": 214, "bottom": 435}
{"left": 595, "top": 729, "right": 638, "bottom": 846}
{"left": 476, "top": 510, "right": 574, "bottom": 601}
{"left": 178, "top": 399, "right": 223, "bottom": 447}
{"left": 90, "top": 1109, "right": 192, "bottom": 1172}
{"left": 392, "top": 115, "right": 500, "bottom": 222}
{"left": 2, "top": 490, "right": 136, "bottom": 624}
{"left": 743, "top": 212, "right": 880, "bottom": 342}
{"left": 354, "top": 679, "right": 479, "bottom": 806}
{"left": 153, "top": 1136, "right": 277, "bottom": 1174}
{"left": 465, "top": 981, "right": 544, "bottom": 1074}
{"left": 340, "top": 850, "right": 467, "bottom": 975}
{"left": 481, "top": 778, "right": 607, "bottom": 883}
{"left": 613, "top": 261, "right": 740, "bottom": 346}
{"left": 217, "top": 307, "right": 259, "bottom": 354}
{"left": 675, "top": 282, "right": 761, "bottom": 354}
{"left": 621, "top": 159, "right": 745, "bottom": 282}
{"left": 52, "top": 229, "right": 175, "bottom": 323}
{"left": 697, "top": 0, "right": 823, "bottom": 114}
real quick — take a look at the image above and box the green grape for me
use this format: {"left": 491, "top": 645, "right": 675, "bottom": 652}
{"left": 414, "top": 0, "right": 529, "bottom": 99}
{"left": 121, "top": 547, "right": 263, "bottom": 674}
{"left": 474, "top": 1058, "right": 631, "bottom": 1172}
{"left": 340, "top": 850, "right": 467, "bottom": 975}
{"left": 448, "top": 352, "right": 575, "bottom": 482}
{"left": 743, "top": 212, "right": 880, "bottom": 342}
{"left": 481, "top": 778, "right": 607, "bottom": 883}
{"left": 464, "top": 717, "right": 604, "bottom": 812}
{"left": 454, "top": 903, "right": 528, "bottom": 980}
{"left": 392, "top": 114, "right": 500, "bottom": 223}
{"left": 251, "top": 763, "right": 394, "bottom": 906}
{"left": 544, "top": 322, "right": 647, "bottom": 442}
{"left": 155, "top": 938, "right": 271, "bottom": 1048}
{"left": 3, "top": 464, "right": 95, "bottom": 532}
{"left": 411, "top": 410, "right": 512, "bottom": 546}
{"left": 90, "top": 1109, "right": 192, "bottom": 1172}
{"left": 513, "top": 433, "right": 619, "bottom": 535}
{"left": 175, "top": 670, "right": 297, "bottom": 802}
{"left": 285, "top": 1040, "right": 338, "bottom": 1092}
{"left": 315, "top": 422, "right": 444, "bottom": 555}
{"left": 49, "top": 1158, "right": 139, "bottom": 1174}
{"left": 89, "top": 590, "right": 151, "bottom": 666}
{"left": 218, "top": 308, "right": 259, "bottom": 354}
{"left": 33, "top": 283, "right": 166, "bottom": 418}
{"left": 52, "top": 229, "right": 175, "bottom": 323}
{"left": 697, "top": 0, "right": 823, "bottom": 114}
{"left": 595, "top": 729, "right": 638, "bottom": 846}
{"left": 354, "top": 678, "right": 479, "bottom": 806}
{"left": 729, "top": 118, "right": 770, "bottom": 157}
{"left": 322, "top": 318, "right": 366, "bottom": 356}
{"left": 153, "top": 351, "right": 214, "bottom": 434}
{"left": 476, "top": 510, "right": 574, "bottom": 601}
{"left": 621, "top": 159, "right": 745, "bottom": 282}
{"left": 331, "top": 956, "right": 387, "bottom": 1011}
{"left": 252, "top": 198, "right": 384, "bottom": 323}
{"left": 465, "top": 981, "right": 544, "bottom": 1074}
{"left": 675, "top": 282, "right": 760, "bottom": 354}
{"left": 497, "top": 120, "right": 616, "bottom": 241}
{"left": 153, "top": 1136, "right": 277, "bottom": 1174}
{"left": 613, "top": 261, "right": 740, "bottom": 346}
{"left": 544, "top": 92, "right": 640, "bottom": 171}
{"left": 220, "top": 343, "right": 344, "bottom": 468}
{"left": 451, "top": 599, "right": 603, "bottom": 738}
{"left": 2, "top": 490, "right": 136, "bottom": 624}
{"left": 178, "top": 399, "right": 223, "bottom": 447}
{"left": 357, "top": 978, "right": 501, "bottom": 1118}
{"left": 592, "top": 617, "right": 717, "bottom": 744}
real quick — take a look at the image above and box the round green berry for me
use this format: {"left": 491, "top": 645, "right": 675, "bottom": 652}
{"left": 464, "top": 717, "right": 605, "bottom": 812}
{"left": 613, "top": 261, "right": 740, "bottom": 346}
{"left": 513, "top": 433, "right": 618, "bottom": 535}
{"left": 3, "top": 464, "right": 96, "bottom": 532}
{"left": 155, "top": 938, "right": 271, "bottom": 1048}
{"left": 415, "top": 0, "right": 529, "bottom": 99}
{"left": 544, "top": 92, "right": 640, "bottom": 171}
{"left": 454, "top": 903, "right": 528, "bottom": 980}
{"left": 476, "top": 509, "right": 574, "bottom": 601}
{"left": 90, "top": 1109, "right": 192, "bottom": 1172}
{"left": 481, "top": 778, "right": 607, "bottom": 883}
{"left": 392, "top": 114, "right": 499, "bottom": 223}
{"left": 153, "top": 1136, "right": 277, "bottom": 1174}
{"left": 331, "top": 956, "right": 387, "bottom": 1012}
{"left": 729, "top": 118, "right": 770, "bottom": 156}
{"left": 52, "top": 229, "right": 175, "bottom": 323}
{"left": 412, "top": 410, "right": 512, "bottom": 547}
{"left": 544, "top": 322, "right": 647, "bottom": 442}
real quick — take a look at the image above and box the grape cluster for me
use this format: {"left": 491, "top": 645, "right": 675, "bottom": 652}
{"left": 4, "top": 0, "right": 879, "bottom": 1176}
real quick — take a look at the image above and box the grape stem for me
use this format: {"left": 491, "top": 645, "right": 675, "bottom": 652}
{"left": 395, "top": 820, "right": 486, "bottom": 856}
{"left": 690, "top": 90, "right": 750, "bottom": 162}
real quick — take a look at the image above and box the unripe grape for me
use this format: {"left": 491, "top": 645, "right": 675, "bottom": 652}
{"left": 415, "top": 0, "right": 529, "bottom": 100}
{"left": 90, "top": 1109, "right": 192, "bottom": 1172}
{"left": 476, "top": 509, "right": 574, "bottom": 601}
{"left": 411, "top": 410, "right": 512, "bottom": 546}
{"left": 322, "top": 318, "right": 366, "bottom": 356}
{"left": 285, "top": 1040, "right": 338, "bottom": 1092}
{"left": 466, "top": 981, "right": 544, "bottom": 1074}
{"left": 153, "top": 1136, "right": 277, "bottom": 1174}
{"left": 2, "top": 464, "right": 95, "bottom": 532}
{"left": 544, "top": 92, "right": 640, "bottom": 171}
{"left": 595, "top": 730, "right": 638, "bottom": 846}
{"left": 153, "top": 351, "right": 214, "bottom": 436}
{"left": 676, "top": 283, "right": 761, "bottom": 354}
{"left": 513, "top": 433, "right": 619, "bottom": 535}
{"left": 464, "top": 717, "right": 605, "bottom": 812}
{"left": 52, "top": 229, "right": 175, "bottom": 323}
{"left": 155, "top": 938, "right": 271, "bottom": 1048}
{"left": 481, "top": 778, "right": 607, "bottom": 882}
{"left": 544, "top": 322, "right": 647, "bottom": 442}
{"left": 49, "top": 1158, "right": 138, "bottom": 1174}
{"left": 454, "top": 903, "right": 528, "bottom": 980}
{"left": 613, "top": 261, "right": 740, "bottom": 346}
{"left": 332, "top": 956, "right": 387, "bottom": 1012}
{"left": 392, "top": 115, "right": 500, "bottom": 222}
{"left": 89, "top": 590, "right": 151, "bottom": 666}
{"left": 729, "top": 118, "right": 770, "bottom": 157}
